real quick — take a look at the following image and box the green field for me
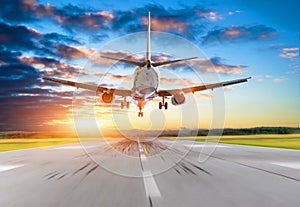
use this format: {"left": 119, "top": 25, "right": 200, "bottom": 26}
{"left": 191, "top": 134, "right": 300, "bottom": 150}
{"left": 0, "top": 134, "right": 300, "bottom": 152}
{"left": 0, "top": 138, "right": 79, "bottom": 152}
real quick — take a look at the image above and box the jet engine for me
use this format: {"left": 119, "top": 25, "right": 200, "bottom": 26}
{"left": 171, "top": 92, "right": 185, "bottom": 105}
{"left": 101, "top": 92, "right": 114, "bottom": 103}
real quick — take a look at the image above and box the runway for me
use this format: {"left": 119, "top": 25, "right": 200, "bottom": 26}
{"left": 0, "top": 138, "right": 300, "bottom": 207}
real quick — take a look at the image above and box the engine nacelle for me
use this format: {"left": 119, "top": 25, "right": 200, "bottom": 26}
{"left": 171, "top": 93, "right": 185, "bottom": 105}
{"left": 101, "top": 92, "right": 114, "bottom": 103}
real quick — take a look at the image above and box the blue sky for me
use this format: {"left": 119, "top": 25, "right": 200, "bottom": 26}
{"left": 0, "top": 0, "right": 299, "bottom": 131}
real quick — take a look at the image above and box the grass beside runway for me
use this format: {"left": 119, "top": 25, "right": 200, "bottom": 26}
{"left": 1, "top": 134, "right": 300, "bottom": 152}
{"left": 0, "top": 138, "right": 79, "bottom": 152}
{"left": 191, "top": 134, "right": 300, "bottom": 150}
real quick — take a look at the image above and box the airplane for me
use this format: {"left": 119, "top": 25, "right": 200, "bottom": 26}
{"left": 42, "top": 12, "right": 251, "bottom": 117}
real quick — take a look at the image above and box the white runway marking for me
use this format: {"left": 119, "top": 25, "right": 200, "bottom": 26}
{"left": 142, "top": 170, "right": 162, "bottom": 198}
{"left": 0, "top": 164, "right": 24, "bottom": 172}
{"left": 138, "top": 140, "right": 162, "bottom": 199}
{"left": 271, "top": 162, "right": 300, "bottom": 170}
{"left": 140, "top": 154, "right": 147, "bottom": 161}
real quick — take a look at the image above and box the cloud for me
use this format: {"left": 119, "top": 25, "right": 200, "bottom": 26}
{"left": 200, "top": 11, "right": 223, "bottom": 21}
{"left": 0, "top": 0, "right": 37, "bottom": 22}
{"left": 269, "top": 46, "right": 299, "bottom": 72}
{"left": 43, "top": 33, "right": 81, "bottom": 45}
{"left": 0, "top": 46, "right": 22, "bottom": 63}
{"left": 273, "top": 77, "right": 287, "bottom": 83}
{"left": 0, "top": 47, "right": 38, "bottom": 93}
{"left": 253, "top": 75, "right": 287, "bottom": 83}
{"left": 89, "top": 50, "right": 144, "bottom": 66}
{"left": 0, "top": 95, "right": 73, "bottom": 131}
{"left": 19, "top": 56, "right": 83, "bottom": 78}
{"left": 110, "top": 4, "right": 213, "bottom": 38}
{"left": 0, "top": 53, "right": 78, "bottom": 131}
{"left": 0, "top": 21, "right": 83, "bottom": 58}
{"left": 196, "top": 57, "right": 246, "bottom": 74}
{"left": 280, "top": 47, "right": 299, "bottom": 59}
{"left": 0, "top": 22, "right": 42, "bottom": 51}
{"left": 53, "top": 44, "right": 96, "bottom": 59}
{"left": 53, "top": 7, "right": 114, "bottom": 31}
{"left": 142, "top": 17, "right": 188, "bottom": 32}
{"left": 253, "top": 75, "right": 272, "bottom": 82}
{"left": 89, "top": 51, "right": 246, "bottom": 75}
{"left": 0, "top": 0, "right": 114, "bottom": 31}
{"left": 202, "top": 25, "right": 277, "bottom": 45}
{"left": 157, "top": 56, "right": 246, "bottom": 74}
{"left": 0, "top": 1, "right": 221, "bottom": 41}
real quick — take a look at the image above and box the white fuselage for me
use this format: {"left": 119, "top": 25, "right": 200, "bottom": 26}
{"left": 132, "top": 66, "right": 159, "bottom": 101}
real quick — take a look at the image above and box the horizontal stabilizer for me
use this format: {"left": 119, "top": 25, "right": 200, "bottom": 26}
{"left": 152, "top": 57, "right": 197, "bottom": 67}
{"left": 101, "top": 55, "right": 145, "bottom": 67}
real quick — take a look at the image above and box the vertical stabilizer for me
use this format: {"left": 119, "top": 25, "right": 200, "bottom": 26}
{"left": 146, "top": 12, "right": 151, "bottom": 61}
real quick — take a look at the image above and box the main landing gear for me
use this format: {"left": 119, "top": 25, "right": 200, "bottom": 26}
{"left": 120, "top": 97, "right": 130, "bottom": 109}
{"left": 136, "top": 97, "right": 168, "bottom": 117}
{"left": 159, "top": 96, "right": 168, "bottom": 110}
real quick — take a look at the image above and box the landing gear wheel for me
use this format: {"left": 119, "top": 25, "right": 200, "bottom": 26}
{"left": 126, "top": 102, "right": 130, "bottom": 109}
{"left": 121, "top": 102, "right": 124, "bottom": 109}
{"left": 138, "top": 112, "right": 143, "bottom": 117}
{"left": 159, "top": 96, "right": 168, "bottom": 110}
{"left": 159, "top": 102, "right": 162, "bottom": 110}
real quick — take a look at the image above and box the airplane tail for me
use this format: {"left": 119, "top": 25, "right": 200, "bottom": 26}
{"left": 101, "top": 12, "right": 197, "bottom": 67}
{"left": 146, "top": 12, "right": 151, "bottom": 61}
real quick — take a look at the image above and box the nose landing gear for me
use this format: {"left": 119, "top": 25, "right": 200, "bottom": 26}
{"left": 137, "top": 100, "right": 145, "bottom": 117}
{"left": 138, "top": 111, "right": 143, "bottom": 117}
{"left": 138, "top": 101, "right": 144, "bottom": 117}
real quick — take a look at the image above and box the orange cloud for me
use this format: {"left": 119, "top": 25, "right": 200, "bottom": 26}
{"left": 224, "top": 28, "right": 243, "bottom": 36}
{"left": 95, "top": 11, "right": 114, "bottom": 23}
{"left": 142, "top": 17, "right": 188, "bottom": 32}
{"left": 53, "top": 45, "right": 96, "bottom": 59}
{"left": 90, "top": 50, "right": 144, "bottom": 65}
{"left": 207, "top": 11, "right": 223, "bottom": 21}
{"left": 20, "top": 56, "right": 83, "bottom": 78}
{"left": 189, "top": 58, "right": 245, "bottom": 74}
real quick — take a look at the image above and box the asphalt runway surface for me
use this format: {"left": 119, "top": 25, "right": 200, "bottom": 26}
{"left": 1, "top": 138, "right": 300, "bottom": 207}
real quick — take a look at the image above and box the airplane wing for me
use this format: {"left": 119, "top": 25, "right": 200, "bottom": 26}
{"left": 42, "top": 76, "right": 132, "bottom": 97}
{"left": 157, "top": 77, "right": 251, "bottom": 96}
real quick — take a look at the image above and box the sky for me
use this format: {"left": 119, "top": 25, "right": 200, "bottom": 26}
{"left": 0, "top": 0, "right": 299, "bottom": 133}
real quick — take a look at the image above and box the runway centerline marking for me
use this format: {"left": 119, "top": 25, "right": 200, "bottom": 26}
{"left": 138, "top": 139, "right": 162, "bottom": 201}
{"left": 142, "top": 170, "right": 162, "bottom": 198}
{"left": 271, "top": 162, "right": 300, "bottom": 170}
{"left": 0, "top": 164, "right": 24, "bottom": 172}
{"left": 140, "top": 154, "right": 147, "bottom": 161}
